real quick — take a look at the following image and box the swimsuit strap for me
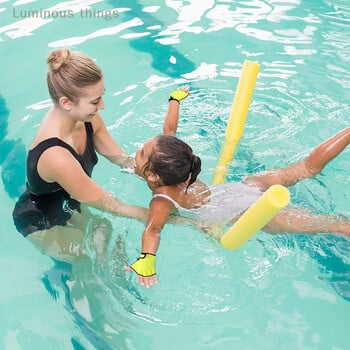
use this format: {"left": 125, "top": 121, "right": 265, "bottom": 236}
{"left": 152, "top": 193, "right": 181, "bottom": 209}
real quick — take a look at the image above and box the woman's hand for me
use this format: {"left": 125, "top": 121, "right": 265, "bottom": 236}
{"left": 196, "top": 223, "right": 225, "bottom": 239}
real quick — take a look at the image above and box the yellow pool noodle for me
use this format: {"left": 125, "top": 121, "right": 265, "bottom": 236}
{"left": 220, "top": 185, "right": 290, "bottom": 250}
{"left": 212, "top": 60, "right": 260, "bottom": 184}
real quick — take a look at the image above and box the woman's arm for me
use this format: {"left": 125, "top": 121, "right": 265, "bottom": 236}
{"left": 92, "top": 113, "right": 135, "bottom": 168}
{"left": 125, "top": 196, "right": 174, "bottom": 288}
{"left": 37, "top": 146, "right": 148, "bottom": 221}
{"left": 88, "top": 191, "right": 148, "bottom": 222}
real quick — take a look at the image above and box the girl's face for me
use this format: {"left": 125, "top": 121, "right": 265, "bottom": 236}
{"left": 134, "top": 138, "right": 157, "bottom": 178}
{"left": 70, "top": 79, "right": 105, "bottom": 121}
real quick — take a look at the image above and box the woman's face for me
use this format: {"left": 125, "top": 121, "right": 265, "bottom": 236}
{"left": 71, "top": 79, "right": 105, "bottom": 121}
{"left": 134, "top": 138, "right": 157, "bottom": 178}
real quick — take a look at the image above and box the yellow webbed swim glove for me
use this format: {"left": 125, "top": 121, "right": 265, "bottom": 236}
{"left": 130, "top": 253, "right": 156, "bottom": 277}
{"left": 169, "top": 89, "right": 189, "bottom": 103}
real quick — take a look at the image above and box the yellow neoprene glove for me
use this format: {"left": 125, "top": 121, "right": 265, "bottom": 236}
{"left": 130, "top": 253, "right": 156, "bottom": 277}
{"left": 169, "top": 89, "right": 189, "bottom": 103}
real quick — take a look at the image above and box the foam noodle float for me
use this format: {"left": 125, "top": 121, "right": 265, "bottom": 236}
{"left": 212, "top": 60, "right": 260, "bottom": 184}
{"left": 220, "top": 185, "right": 290, "bottom": 250}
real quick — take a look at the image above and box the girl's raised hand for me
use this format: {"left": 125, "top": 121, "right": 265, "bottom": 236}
{"left": 168, "top": 85, "right": 191, "bottom": 103}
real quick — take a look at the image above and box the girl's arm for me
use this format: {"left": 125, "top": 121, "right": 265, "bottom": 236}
{"left": 125, "top": 196, "right": 174, "bottom": 288}
{"left": 163, "top": 100, "right": 180, "bottom": 136}
{"left": 163, "top": 86, "right": 190, "bottom": 136}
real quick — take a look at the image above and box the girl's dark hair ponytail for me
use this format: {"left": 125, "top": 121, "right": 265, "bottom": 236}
{"left": 186, "top": 155, "right": 201, "bottom": 191}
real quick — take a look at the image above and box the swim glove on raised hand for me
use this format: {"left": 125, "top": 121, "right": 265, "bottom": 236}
{"left": 168, "top": 86, "right": 190, "bottom": 103}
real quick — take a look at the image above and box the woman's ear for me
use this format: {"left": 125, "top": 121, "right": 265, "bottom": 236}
{"left": 59, "top": 96, "right": 73, "bottom": 111}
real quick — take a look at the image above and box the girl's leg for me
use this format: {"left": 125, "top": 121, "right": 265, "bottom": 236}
{"left": 263, "top": 207, "right": 350, "bottom": 237}
{"left": 244, "top": 127, "right": 350, "bottom": 190}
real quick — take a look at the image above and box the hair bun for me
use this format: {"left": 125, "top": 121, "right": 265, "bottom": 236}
{"left": 47, "top": 48, "right": 71, "bottom": 72}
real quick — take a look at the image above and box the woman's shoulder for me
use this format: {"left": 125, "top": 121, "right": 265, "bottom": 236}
{"left": 30, "top": 112, "right": 60, "bottom": 148}
{"left": 36, "top": 144, "right": 78, "bottom": 169}
{"left": 90, "top": 112, "right": 106, "bottom": 133}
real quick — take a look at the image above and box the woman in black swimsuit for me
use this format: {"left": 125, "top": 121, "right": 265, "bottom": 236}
{"left": 13, "top": 48, "right": 147, "bottom": 263}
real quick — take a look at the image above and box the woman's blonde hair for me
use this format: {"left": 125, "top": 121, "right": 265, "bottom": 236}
{"left": 47, "top": 48, "right": 103, "bottom": 104}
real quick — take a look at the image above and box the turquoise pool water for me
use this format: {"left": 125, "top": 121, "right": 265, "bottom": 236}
{"left": 1, "top": 0, "right": 350, "bottom": 349}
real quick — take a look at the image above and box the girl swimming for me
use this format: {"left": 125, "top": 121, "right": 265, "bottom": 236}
{"left": 125, "top": 87, "right": 350, "bottom": 288}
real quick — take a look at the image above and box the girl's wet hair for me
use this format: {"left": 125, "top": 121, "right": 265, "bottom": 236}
{"left": 143, "top": 135, "right": 201, "bottom": 191}
{"left": 47, "top": 48, "right": 103, "bottom": 104}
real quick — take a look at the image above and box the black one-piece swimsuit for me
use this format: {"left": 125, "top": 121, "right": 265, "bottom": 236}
{"left": 13, "top": 122, "right": 98, "bottom": 237}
